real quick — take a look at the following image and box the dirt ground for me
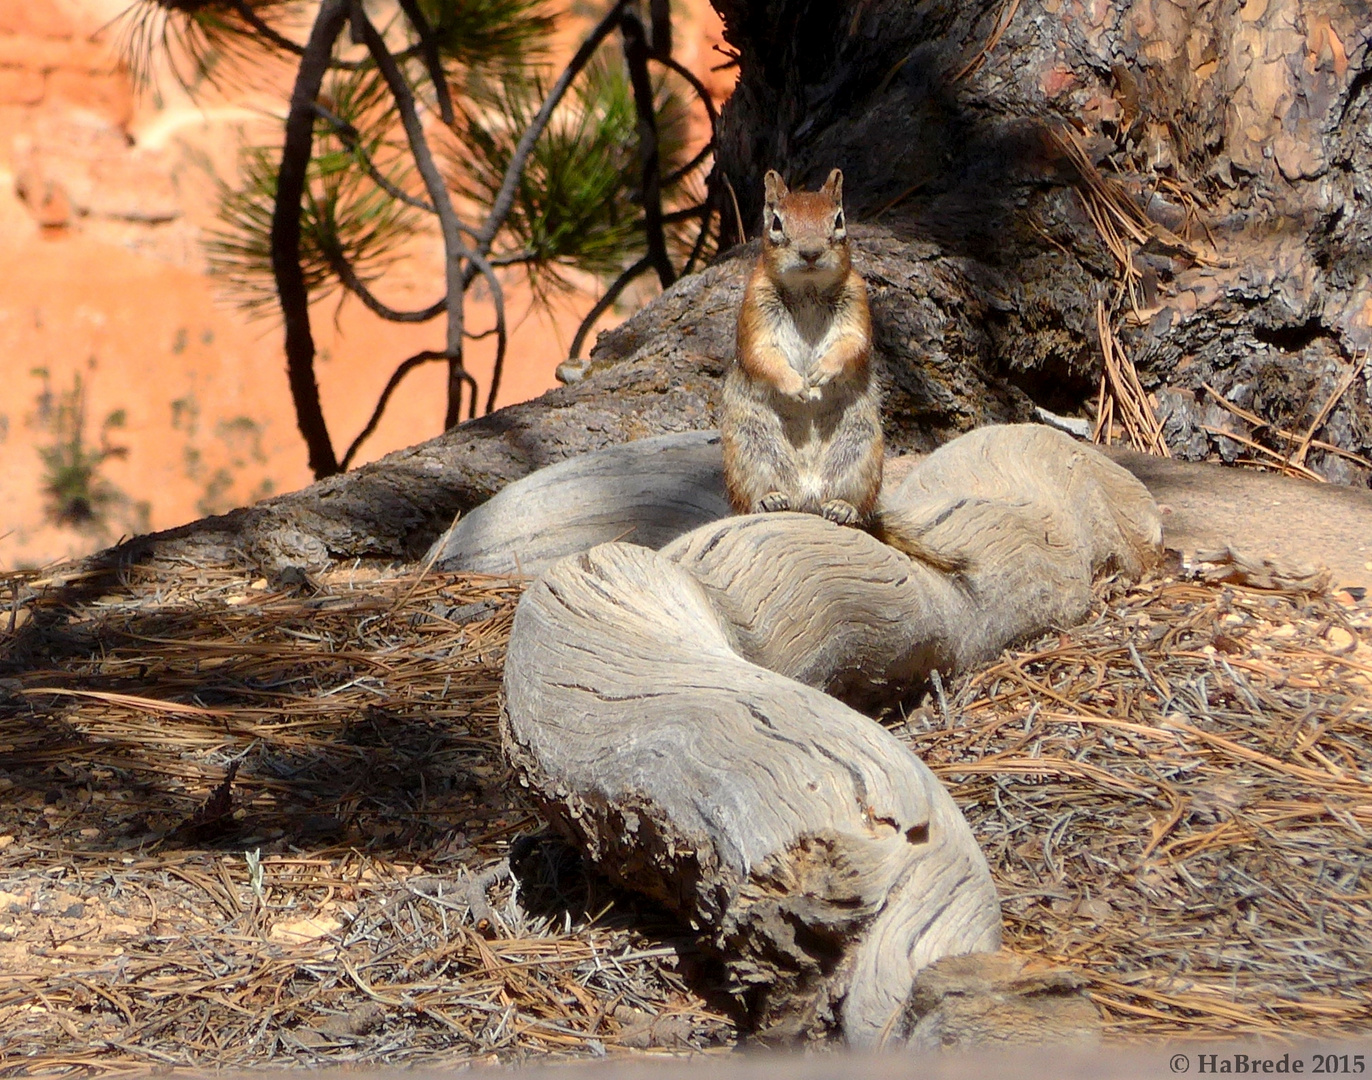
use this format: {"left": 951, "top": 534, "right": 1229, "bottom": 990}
{"left": 0, "top": 540, "right": 1368, "bottom": 1073}
{"left": 1102, "top": 449, "right": 1372, "bottom": 591}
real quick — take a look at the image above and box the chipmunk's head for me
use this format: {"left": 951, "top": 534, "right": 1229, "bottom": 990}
{"left": 761, "top": 168, "right": 850, "bottom": 291}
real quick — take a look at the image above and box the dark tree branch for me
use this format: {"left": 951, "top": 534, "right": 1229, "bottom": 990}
{"left": 354, "top": 2, "right": 473, "bottom": 428}
{"left": 474, "top": 248, "right": 509, "bottom": 415}
{"left": 663, "top": 139, "right": 714, "bottom": 187}
{"left": 649, "top": 0, "right": 672, "bottom": 56}
{"left": 230, "top": 0, "right": 404, "bottom": 70}
{"left": 276, "top": 0, "right": 708, "bottom": 463}
{"left": 340, "top": 350, "right": 475, "bottom": 471}
{"left": 681, "top": 183, "right": 717, "bottom": 276}
{"left": 569, "top": 255, "right": 653, "bottom": 360}
{"left": 453, "top": 250, "right": 509, "bottom": 413}
{"left": 313, "top": 103, "right": 437, "bottom": 214}
{"left": 326, "top": 250, "right": 446, "bottom": 323}
{"left": 272, "top": 0, "right": 349, "bottom": 479}
{"left": 356, "top": 2, "right": 512, "bottom": 423}
{"left": 396, "top": 0, "right": 455, "bottom": 125}
{"left": 651, "top": 55, "right": 717, "bottom": 190}
{"left": 231, "top": 0, "right": 308, "bottom": 55}
{"left": 621, "top": 11, "right": 676, "bottom": 291}
{"left": 655, "top": 54, "right": 718, "bottom": 127}
{"left": 474, "top": 0, "right": 629, "bottom": 257}
{"left": 489, "top": 249, "right": 539, "bottom": 267}
{"left": 655, "top": 54, "right": 717, "bottom": 187}
{"left": 662, "top": 203, "right": 709, "bottom": 224}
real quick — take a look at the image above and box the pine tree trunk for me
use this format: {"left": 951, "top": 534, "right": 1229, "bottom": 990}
{"left": 712, "top": 0, "right": 1372, "bottom": 481}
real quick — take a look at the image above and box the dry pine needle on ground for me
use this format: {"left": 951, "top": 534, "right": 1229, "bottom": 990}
{"left": 0, "top": 552, "right": 1368, "bottom": 1073}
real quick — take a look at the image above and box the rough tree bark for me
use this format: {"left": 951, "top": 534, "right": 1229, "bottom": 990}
{"left": 711, "top": 0, "right": 1372, "bottom": 479}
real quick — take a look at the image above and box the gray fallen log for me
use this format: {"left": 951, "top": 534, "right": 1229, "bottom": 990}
{"left": 432, "top": 426, "right": 1162, "bottom": 594}
{"left": 428, "top": 431, "right": 730, "bottom": 577}
{"left": 501, "top": 425, "right": 1162, "bottom": 1047}
{"left": 669, "top": 425, "right": 1161, "bottom": 712}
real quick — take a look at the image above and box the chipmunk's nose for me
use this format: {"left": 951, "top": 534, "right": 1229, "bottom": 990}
{"left": 799, "top": 247, "right": 823, "bottom": 265}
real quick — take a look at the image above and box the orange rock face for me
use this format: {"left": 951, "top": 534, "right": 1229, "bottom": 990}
{"left": 0, "top": 0, "right": 731, "bottom": 568}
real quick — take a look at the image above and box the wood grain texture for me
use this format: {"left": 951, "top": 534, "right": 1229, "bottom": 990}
{"left": 428, "top": 431, "right": 731, "bottom": 577}
{"left": 502, "top": 540, "right": 1001, "bottom": 1046}
{"left": 501, "top": 424, "right": 1163, "bottom": 1047}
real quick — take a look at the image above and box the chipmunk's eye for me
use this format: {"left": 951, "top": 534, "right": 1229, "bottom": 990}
{"left": 834, "top": 210, "right": 845, "bottom": 233}
{"left": 770, "top": 213, "right": 784, "bottom": 235}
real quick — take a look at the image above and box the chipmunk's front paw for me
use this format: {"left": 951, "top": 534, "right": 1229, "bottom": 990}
{"left": 820, "top": 498, "right": 861, "bottom": 526}
{"left": 773, "top": 369, "right": 810, "bottom": 401}
{"left": 755, "top": 491, "right": 792, "bottom": 513}
{"left": 808, "top": 366, "right": 837, "bottom": 391}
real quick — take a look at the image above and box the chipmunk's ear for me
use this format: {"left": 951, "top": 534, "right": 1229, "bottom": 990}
{"left": 821, "top": 168, "right": 843, "bottom": 203}
{"left": 763, "top": 170, "right": 788, "bottom": 206}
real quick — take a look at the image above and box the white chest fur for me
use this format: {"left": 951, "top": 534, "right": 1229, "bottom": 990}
{"left": 770, "top": 291, "right": 835, "bottom": 377}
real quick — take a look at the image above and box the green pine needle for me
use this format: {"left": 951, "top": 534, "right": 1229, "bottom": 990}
{"left": 418, "top": 0, "right": 556, "bottom": 73}
{"left": 452, "top": 51, "right": 698, "bottom": 303}
{"left": 207, "top": 69, "right": 423, "bottom": 315}
{"left": 114, "top": 0, "right": 299, "bottom": 92}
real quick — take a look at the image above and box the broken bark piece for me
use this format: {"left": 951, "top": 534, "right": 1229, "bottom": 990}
{"left": 502, "top": 425, "right": 1162, "bottom": 1046}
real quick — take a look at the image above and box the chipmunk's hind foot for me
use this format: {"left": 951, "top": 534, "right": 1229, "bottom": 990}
{"left": 755, "top": 491, "right": 792, "bottom": 513}
{"left": 820, "top": 498, "right": 862, "bottom": 526}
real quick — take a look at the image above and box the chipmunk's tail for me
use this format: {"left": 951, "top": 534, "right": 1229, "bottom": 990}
{"left": 869, "top": 508, "right": 971, "bottom": 576}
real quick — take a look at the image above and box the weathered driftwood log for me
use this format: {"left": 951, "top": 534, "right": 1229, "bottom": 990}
{"left": 504, "top": 537, "right": 1001, "bottom": 1046}
{"left": 501, "top": 425, "right": 1162, "bottom": 1047}
{"left": 428, "top": 432, "right": 730, "bottom": 577}
{"left": 670, "top": 425, "right": 1160, "bottom": 711}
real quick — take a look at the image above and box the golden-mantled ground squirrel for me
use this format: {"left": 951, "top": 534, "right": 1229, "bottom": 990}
{"left": 721, "top": 168, "right": 964, "bottom": 573}
{"left": 722, "top": 168, "right": 882, "bottom": 525}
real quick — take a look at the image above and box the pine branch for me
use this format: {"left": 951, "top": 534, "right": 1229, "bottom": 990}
{"left": 681, "top": 184, "right": 717, "bottom": 276}
{"left": 489, "top": 249, "right": 539, "bottom": 267}
{"left": 649, "top": 0, "right": 671, "bottom": 56}
{"left": 396, "top": 0, "right": 454, "bottom": 125}
{"left": 230, "top": 0, "right": 305, "bottom": 55}
{"left": 356, "top": 2, "right": 512, "bottom": 422}
{"left": 272, "top": 0, "right": 350, "bottom": 479}
{"left": 656, "top": 55, "right": 717, "bottom": 127}
{"left": 621, "top": 10, "right": 675, "bottom": 290}
{"left": 663, "top": 204, "right": 709, "bottom": 224}
{"left": 482, "top": 272, "right": 509, "bottom": 415}
{"left": 354, "top": 1, "right": 474, "bottom": 427}
{"left": 655, "top": 54, "right": 717, "bottom": 187}
{"left": 569, "top": 255, "right": 652, "bottom": 360}
{"left": 312, "top": 103, "right": 436, "bottom": 214}
{"left": 340, "top": 350, "right": 475, "bottom": 470}
{"left": 663, "top": 139, "right": 714, "bottom": 187}
{"left": 473, "top": 0, "right": 630, "bottom": 257}
{"left": 327, "top": 250, "right": 445, "bottom": 323}
{"left": 229, "top": 0, "right": 402, "bottom": 70}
